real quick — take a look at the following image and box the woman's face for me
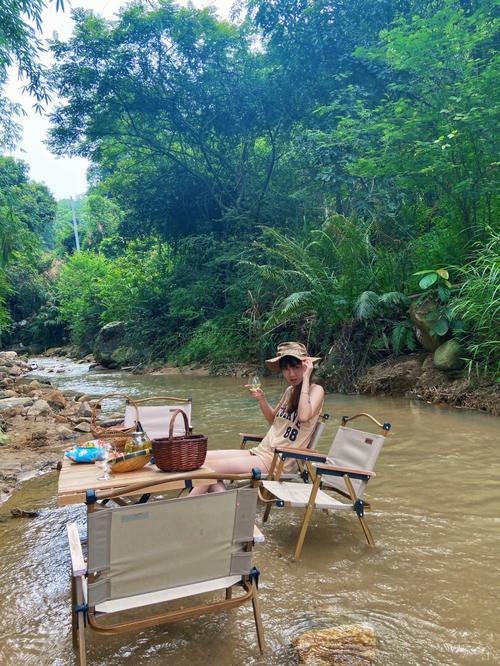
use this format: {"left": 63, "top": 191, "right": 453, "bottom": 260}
{"left": 281, "top": 359, "right": 304, "bottom": 386}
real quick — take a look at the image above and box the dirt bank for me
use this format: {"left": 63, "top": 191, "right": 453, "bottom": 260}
{"left": 355, "top": 353, "right": 500, "bottom": 416}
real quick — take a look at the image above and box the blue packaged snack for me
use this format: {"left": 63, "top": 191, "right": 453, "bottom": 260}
{"left": 65, "top": 441, "right": 108, "bottom": 463}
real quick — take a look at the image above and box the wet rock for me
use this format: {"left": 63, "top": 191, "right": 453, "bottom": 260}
{"left": 292, "top": 624, "right": 376, "bottom": 665}
{"left": 10, "top": 508, "right": 39, "bottom": 518}
{"left": 74, "top": 421, "right": 92, "bottom": 433}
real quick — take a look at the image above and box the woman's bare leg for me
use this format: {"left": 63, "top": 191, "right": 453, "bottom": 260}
{"left": 190, "top": 450, "right": 268, "bottom": 495}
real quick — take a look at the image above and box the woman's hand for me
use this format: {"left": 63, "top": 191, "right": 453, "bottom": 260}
{"left": 301, "top": 357, "right": 315, "bottom": 379}
{"left": 244, "top": 385, "right": 266, "bottom": 401}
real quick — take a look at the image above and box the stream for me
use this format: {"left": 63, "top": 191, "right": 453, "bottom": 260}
{"left": 0, "top": 359, "right": 498, "bottom": 665}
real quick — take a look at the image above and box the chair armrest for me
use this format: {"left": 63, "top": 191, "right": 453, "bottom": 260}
{"left": 274, "top": 447, "right": 327, "bottom": 463}
{"left": 253, "top": 524, "right": 265, "bottom": 543}
{"left": 66, "top": 523, "right": 86, "bottom": 577}
{"left": 240, "top": 433, "right": 264, "bottom": 449}
{"left": 314, "top": 463, "right": 375, "bottom": 480}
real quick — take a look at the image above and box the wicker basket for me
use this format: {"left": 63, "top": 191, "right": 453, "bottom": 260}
{"left": 91, "top": 393, "right": 140, "bottom": 451}
{"left": 152, "top": 409, "right": 207, "bottom": 472}
{"left": 109, "top": 447, "right": 152, "bottom": 473}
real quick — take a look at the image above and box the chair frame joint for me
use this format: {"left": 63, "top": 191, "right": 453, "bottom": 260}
{"left": 354, "top": 498, "right": 365, "bottom": 518}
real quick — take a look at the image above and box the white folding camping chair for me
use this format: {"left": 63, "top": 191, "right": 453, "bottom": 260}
{"left": 66, "top": 472, "right": 265, "bottom": 665}
{"left": 259, "top": 413, "right": 391, "bottom": 560}
{"left": 123, "top": 395, "right": 193, "bottom": 439}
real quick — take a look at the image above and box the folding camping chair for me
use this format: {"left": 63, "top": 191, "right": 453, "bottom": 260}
{"left": 123, "top": 395, "right": 193, "bottom": 439}
{"left": 66, "top": 472, "right": 265, "bottom": 665}
{"left": 259, "top": 413, "right": 391, "bottom": 560}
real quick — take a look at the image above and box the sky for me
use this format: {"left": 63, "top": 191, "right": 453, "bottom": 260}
{"left": 5, "top": 0, "right": 233, "bottom": 200}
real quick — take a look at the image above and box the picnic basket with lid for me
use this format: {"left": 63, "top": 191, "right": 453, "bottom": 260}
{"left": 91, "top": 393, "right": 140, "bottom": 451}
{"left": 152, "top": 409, "right": 207, "bottom": 472}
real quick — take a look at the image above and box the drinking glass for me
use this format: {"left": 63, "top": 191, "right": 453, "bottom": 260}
{"left": 249, "top": 375, "right": 261, "bottom": 391}
{"left": 97, "top": 443, "right": 113, "bottom": 481}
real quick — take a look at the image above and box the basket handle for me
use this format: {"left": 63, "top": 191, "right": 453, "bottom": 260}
{"left": 91, "top": 393, "right": 140, "bottom": 431}
{"left": 168, "top": 409, "right": 189, "bottom": 440}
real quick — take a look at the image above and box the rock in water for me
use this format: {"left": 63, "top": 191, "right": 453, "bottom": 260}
{"left": 292, "top": 624, "right": 376, "bottom": 665}
{"left": 11, "top": 508, "right": 39, "bottom": 518}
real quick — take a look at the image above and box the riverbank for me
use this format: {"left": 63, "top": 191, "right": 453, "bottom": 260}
{"left": 0, "top": 352, "right": 104, "bottom": 504}
{"left": 355, "top": 353, "right": 500, "bottom": 416}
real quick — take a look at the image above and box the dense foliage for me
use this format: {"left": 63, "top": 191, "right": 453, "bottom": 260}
{"left": 1, "top": 0, "right": 498, "bottom": 378}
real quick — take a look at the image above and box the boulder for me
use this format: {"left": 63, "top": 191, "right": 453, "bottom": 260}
{"left": 26, "top": 399, "right": 51, "bottom": 417}
{"left": 410, "top": 301, "right": 442, "bottom": 352}
{"left": 433, "top": 339, "right": 466, "bottom": 371}
{"left": 45, "top": 390, "right": 67, "bottom": 411}
{"left": 0, "top": 390, "right": 17, "bottom": 399}
{"left": 77, "top": 401, "right": 93, "bottom": 418}
{"left": 93, "top": 321, "right": 126, "bottom": 369}
{"left": 74, "top": 421, "right": 92, "bottom": 433}
{"left": 0, "top": 397, "right": 34, "bottom": 411}
{"left": 57, "top": 426, "right": 75, "bottom": 441}
{"left": 0, "top": 351, "right": 18, "bottom": 361}
{"left": 292, "top": 624, "right": 376, "bottom": 665}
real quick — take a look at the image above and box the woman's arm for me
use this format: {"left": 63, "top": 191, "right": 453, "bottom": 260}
{"left": 297, "top": 359, "right": 325, "bottom": 422}
{"left": 249, "top": 388, "right": 276, "bottom": 425}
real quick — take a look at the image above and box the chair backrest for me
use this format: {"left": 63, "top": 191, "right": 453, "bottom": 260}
{"left": 308, "top": 413, "right": 330, "bottom": 451}
{"left": 324, "top": 425, "right": 386, "bottom": 499}
{"left": 123, "top": 402, "right": 192, "bottom": 439}
{"left": 86, "top": 487, "right": 258, "bottom": 608}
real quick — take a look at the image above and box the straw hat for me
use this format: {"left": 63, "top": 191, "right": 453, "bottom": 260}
{"left": 265, "top": 341, "right": 321, "bottom": 373}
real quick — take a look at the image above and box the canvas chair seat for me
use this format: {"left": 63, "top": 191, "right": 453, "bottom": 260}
{"left": 261, "top": 480, "right": 353, "bottom": 511}
{"left": 259, "top": 413, "right": 391, "bottom": 560}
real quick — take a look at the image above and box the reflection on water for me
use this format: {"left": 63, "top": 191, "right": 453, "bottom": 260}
{"left": 0, "top": 361, "right": 499, "bottom": 665}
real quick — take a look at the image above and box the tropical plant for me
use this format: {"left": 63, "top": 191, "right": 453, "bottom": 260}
{"left": 452, "top": 230, "right": 500, "bottom": 375}
{"left": 413, "top": 268, "right": 464, "bottom": 338}
{"left": 354, "top": 290, "right": 415, "bottom": 354}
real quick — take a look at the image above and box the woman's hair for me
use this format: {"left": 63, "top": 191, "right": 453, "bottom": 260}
{"left": 278, "top": 355, "right": 315, "bottom": 416}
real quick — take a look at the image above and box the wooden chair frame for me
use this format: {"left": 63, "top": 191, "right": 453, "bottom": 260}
{"left": 67, "top": 471, "right": 265, "bottom": 665}
{"left": 260, "top": 413, "right": 391, "bottom": 560}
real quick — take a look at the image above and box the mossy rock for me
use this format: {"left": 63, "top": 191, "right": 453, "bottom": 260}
{"left": 94, "top": 321, "right": 126, "bottom": 368}
{"left": 433, "top": 339, "right": 465, "bottom": 371}
{"left": 410, "top": 301, "right": 442, "bottom": 351}
{"left": 110, "top": 346, "right": 135, "bottom": 368}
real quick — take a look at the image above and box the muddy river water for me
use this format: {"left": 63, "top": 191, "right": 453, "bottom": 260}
{"left": 0, "top": 363, "right": 498, "bottom": 665}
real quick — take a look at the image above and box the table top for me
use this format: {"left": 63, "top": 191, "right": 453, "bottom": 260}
{"left": 57, "top": 458, "right": 214, "bottom": 506}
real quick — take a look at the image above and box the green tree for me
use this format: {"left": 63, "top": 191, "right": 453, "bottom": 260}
{"left": 0, "top": 0, "right": 65, "bottom": 147}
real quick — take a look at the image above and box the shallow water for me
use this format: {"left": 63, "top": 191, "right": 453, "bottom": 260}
{"left": 0, "top": 361, "right": 498, "bottom": 665}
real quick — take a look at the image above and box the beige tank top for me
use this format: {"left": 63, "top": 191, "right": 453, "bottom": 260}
{"left": 250, "top": 386, "right": 322, "bottom": 472}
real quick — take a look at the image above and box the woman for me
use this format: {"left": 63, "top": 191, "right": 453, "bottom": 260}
{"left": 190, "top": 341, "right": 324, "bottom": 494}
